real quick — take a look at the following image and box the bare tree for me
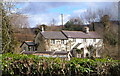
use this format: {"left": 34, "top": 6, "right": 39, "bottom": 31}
{"left": 82, "top": 3, "right": 119, "bottom": 59}
{"left": 1, "top": 2, "right": 31, "bottom": 53}
{"left": 83, "top": 9, "right": 97, "bottom": 23}
{"left": 9, "top": 13, "right": 29, "bottom": 28}
{"left": 69, "top": 16, "right": 83, "bottom": 25}
{"left": 100, "top": 15, "right": 118, "bottom": 59}
{"left": 82, "top": 3, "right": 118, "bottom": 24}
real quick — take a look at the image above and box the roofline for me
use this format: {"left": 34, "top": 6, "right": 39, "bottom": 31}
{"left": 61, "top": 30, "right": 98, "bottom": 33}
{"left": 20, "top": 41, "right": 35, "bottom": 47}
{"left": 20, "top": 42, "right": 25, "bottom": 47}
{"left": 45, "top": 38, "right": 68, "bottom": 40}
{"left": 40, "top": 31, "right": 68, "bottom": 40}
{"left": 61, "top": 30, "right": 102, "bottom": 39}
{"left": 39, "top": 31, "right": 102, "bottom": 40}
{"left": 61, "top": 30, "right": 69, "bottom": 38}
{"left": 40, "top": 32, "right": 47, "bottom": 39}
{"left": 24, "top": 41, "right": 33, "bottom": 42}
{"left": 23, "top": 51, "right": 69, "bottom": 55}
{"left": 67, "top": 37, "right": 102, "bottom": 39}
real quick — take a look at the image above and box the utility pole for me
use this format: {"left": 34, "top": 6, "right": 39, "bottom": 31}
{"left": 51, "top": 18, "right": 55, "bottom": 26}
{"left": 61, "top": 14, "right": 64, "bottom": 29}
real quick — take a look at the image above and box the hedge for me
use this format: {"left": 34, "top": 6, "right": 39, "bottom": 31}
{"left": 1, "top": 53, "right": 120, "bottom": 76}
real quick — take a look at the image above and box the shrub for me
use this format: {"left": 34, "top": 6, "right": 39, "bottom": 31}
{"left": 2, "top": 53, "right": 120, "bottom": 76}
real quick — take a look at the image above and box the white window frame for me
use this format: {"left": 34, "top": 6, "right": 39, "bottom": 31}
{"left": 23, "top": 47, "right": 26, "bottom": 51}
{"left": 93, "top": 39, "right": 96, "bottom": 42}
{"left": 61, "top": 40, "right": 65, "bottom": 44}
{"left": 73, "top": 38, "right": 76, "bottom": 42}
{"left": 51, "top": 39, "right": 55, "bottom": 44}
{"left": 83, "top": 39, "right": 86, "bottom": 42}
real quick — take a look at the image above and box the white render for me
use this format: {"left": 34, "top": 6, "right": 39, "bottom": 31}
{"left": 65, "top": 38, "right": 103, "bottom": 57}
{"left": 35, "top": 36, "right": 103, "bottom": 58}
{"left": 35, "top": 29, "right": 103, "bottom": 58}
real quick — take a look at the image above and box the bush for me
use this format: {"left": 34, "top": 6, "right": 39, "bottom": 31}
{"left": 2, "top": 53, "right": 120, "bottom": 76}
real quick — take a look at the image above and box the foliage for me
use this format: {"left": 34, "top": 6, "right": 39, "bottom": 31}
{"left": 75, "top": 48, "right": 82, "bottom": 54}
{"left": 104, "top": 32, "right": 118, "bottom": 45}
{"left": 87, "top": 45, "right": 94, "bottom": 52}
{"left": 100, "top": 15, "right": 118, "bottom": 59}
{"left": 0, "top": 29, "right": 2, "bottom": 52}
{"left": 101, "top": 15, "right": 118, "bottom": 46}
{"left": 87, "top": 45, "right": 96, "bottom": 58}
{"left": 2, "top": 53, "right": 120, "bottom": 76}
{"left": 75, "top": 49, "right": 81, "bottom": 53}
{"left": 1, "top": 4, "right": 17, "bottom": 53}
{"left": 100, "top": 15, "right": 110, "bottom": 27}
{"left": 63, "top": 18, "right": 83, "bottom": 31}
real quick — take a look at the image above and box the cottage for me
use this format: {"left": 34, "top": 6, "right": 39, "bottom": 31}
{"left": 20, "top": 41, "right": 36, "bottom": 51}
{"left": 35, "top": 31, "right": 68, "bottom": 51}
{"left": 35, "top": 27, "right": 103, "bottom": 58}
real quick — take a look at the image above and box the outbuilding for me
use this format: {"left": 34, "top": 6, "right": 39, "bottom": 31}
{"left": 20, "top": 41, "right": 36, "bottom": 51}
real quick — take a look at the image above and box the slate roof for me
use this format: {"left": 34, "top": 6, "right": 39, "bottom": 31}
{"left": 20, "top": 41, "right": 35, "bottom": 47}
{"left": 35, "top": 51, "right": 52, "bottom": 54}
{"left": 62, "top": 30, "right": 101, "bottom": 38}
{"left": 35, "top": 51, "right": 69, "bottom": 55}
{"left": 25, "top": 41, "right": 35, "bottom": 46}
{"left": 53, "top": 51, "right": 69, "bottom": 55}
{"left": 41, "top": 31, "right": 67, "bottom": 39}
{"left": 21, "top": 51, "right": 36, "bottom": 54}
{"left": 22, "top": 51, "right": 69, "bottom": 55}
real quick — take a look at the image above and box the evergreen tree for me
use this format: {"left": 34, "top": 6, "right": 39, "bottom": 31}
{"left": 63, "top": 17, "right": 83, "bottom": 31}
{"left": 1, "top": 3, "right": 17, "bottom": 53}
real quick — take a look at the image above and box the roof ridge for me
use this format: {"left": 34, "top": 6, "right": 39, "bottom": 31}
{"left": 42, "top": 30, "right": 66, "bottom": 32}
{"left": 62, "top": 30, "right": 96, "bottom": 32}
{"left": 25, "top": 40, "right": 33, "bottom": 42}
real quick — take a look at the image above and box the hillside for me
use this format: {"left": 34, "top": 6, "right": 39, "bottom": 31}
{"left": 13, "top": 28, "right": 35, "bottom": 42}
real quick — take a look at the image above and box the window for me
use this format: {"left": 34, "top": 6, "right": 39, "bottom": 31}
{"left": 28, "top": 46, "right": 32, "bottom": 51}
{"left": 93, "top": 39, "right": 96, "bottom": 42}
{"left": 73, "top": 38, "right": 76, "bottom": 42}
{"left": 51, "top": 39, "right": 55, "bottom": 44}
{"left": 61, "top": 40, "right": 65, "bottom": 44}
{"left": 23, "top": 47, "right": 26, "bottom": 51}
{"left": 83, "top": 39, "right": 86, "bottom": 42}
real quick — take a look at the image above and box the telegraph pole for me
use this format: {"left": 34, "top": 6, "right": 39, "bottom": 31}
{"left": 52, "top": 18, "right": 55, "bottom": 26}
{"left": 61, "top": 14, "right": 64, "bottom": 29}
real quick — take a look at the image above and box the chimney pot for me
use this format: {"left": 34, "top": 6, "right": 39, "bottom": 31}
{"left": 84, "top": 26, "right": 89, "bottom": 33}
{"left": 41, "top": 26, "right": 44, "bottom": 32}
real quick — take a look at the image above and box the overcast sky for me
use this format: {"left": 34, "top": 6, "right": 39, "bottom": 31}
{"left": 13, "top": 2, "right": 117, "bottom": 27}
